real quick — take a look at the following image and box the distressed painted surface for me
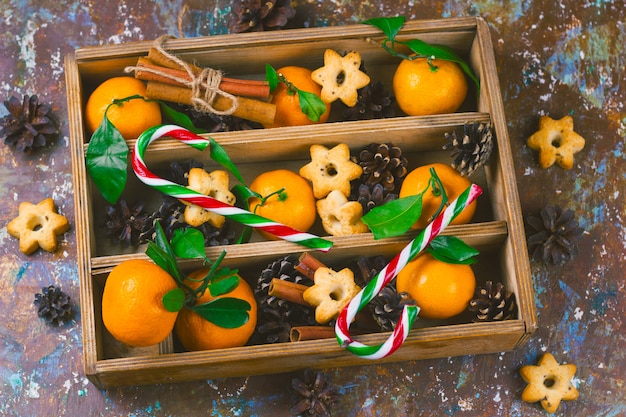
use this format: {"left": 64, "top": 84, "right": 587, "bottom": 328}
{"left": 0, "top": 0, "right": 624, "bottom": 415}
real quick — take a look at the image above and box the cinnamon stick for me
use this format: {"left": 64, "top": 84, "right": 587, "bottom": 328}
{"left": 134, "top": 57, "right": 270, "bottom": 99}
{"left": 294, "top": 252, "right": 327, "bottom": 281}
{"left": 268, "top": 278, "right": 309, "bottom": 306}
{"left": 145, "top": 81, "right": 276, "bottom": 126}
{"left": 147, "top": 48, "right": 270, "bottom": 93}
{"left": 290, "top": 326, "right": 336, "bottom": 342}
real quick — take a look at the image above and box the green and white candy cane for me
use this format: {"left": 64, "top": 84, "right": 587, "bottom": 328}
{"left": 132, "top": 125, "right": 333, "bottom": 252}
{"left": 335, "top": 184, "right": 483, "bottom": 359}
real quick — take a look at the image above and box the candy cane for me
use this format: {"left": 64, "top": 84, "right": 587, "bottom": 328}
{"left": 335, "top": 183, "right": 483, "bottom": 359}
{"left": 132, "top": 125, "right": 333, "bottom": 252}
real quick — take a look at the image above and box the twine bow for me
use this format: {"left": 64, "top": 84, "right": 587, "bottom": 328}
{"left": 124, "top": 35, "right": 239, "bottom": 115}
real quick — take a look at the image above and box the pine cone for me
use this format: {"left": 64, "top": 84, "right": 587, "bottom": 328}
{"left": 342, "top": 81, "right": 395, "bottom": 121}
{"left": 249, "top": 307, "right": 292, "bottom": 345}
{"left": 253, "top": 255, "right": 317, "bottom": 344}
{"left": 34, "top": 285, "right": 72, "bottom": 326}
{"left": 468, "top": 281, "right": 517, "bottom": 322}
{"left": 139, "top": 161, "right": 237, "bottom": 246}
{"left": 1, "top": 94, "right": 58, "bottom": 152}
{"left": 291, "top": 369, "right": 340, "bottom": 417}
{"left": 355, "top": 183, "right": 396, "bottom": 214}
{"left": 369, "top": 286, "right": 416, "bottom": 331}
{"left": 229, "top": 0, "right": 296, "bottom": 33}
{"left": 166, "top": 104, "right": 262, "bottom": 132}
{"left": 357, "top": 142, "right": 409, "bottom": 192}
{"left": 526, "top": 205, "right": 584, "bottom": 264}
{"left": 103, "top": 199, "right": 148, "bottom": 246}
{"left": 352, "top": 142, "right": 408, "bottom": 214}
{"left": 349, "top": 255, "right": 388, "bottom": 287}
{"left": 139, "top": 195, "right": 236, "bottom": 246}
{"left": 443, "top": 122, "right": 494, "bottom": 177}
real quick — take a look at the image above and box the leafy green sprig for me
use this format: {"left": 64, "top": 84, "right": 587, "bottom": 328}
{"left": 363, "top": 16, "right": 479, "bottom": 88}
{"left": 86, "top": 97, "right": 246, "bottom": 204}
{"left": 265, "top": 64, "right": 327, "bottom": 122}
{"left": 147, "top": 222, "right": 251, "bottom": 328}
{"left": 362, "top": 167, "right": 478, "bottom": 264}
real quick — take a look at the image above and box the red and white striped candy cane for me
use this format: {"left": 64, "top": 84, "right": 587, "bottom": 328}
{"left": 132, "top": 125, "right": 333, "bottom": 252}
{"left": 335, "top": 183, "right": 483, "bottom": 359}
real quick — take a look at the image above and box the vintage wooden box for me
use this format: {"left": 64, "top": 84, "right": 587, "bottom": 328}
{"left": 65, "top": 16, "right": 536, "bottom": 389}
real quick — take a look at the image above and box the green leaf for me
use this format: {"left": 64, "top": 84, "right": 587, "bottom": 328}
{"left": 85, "top": 116, "right": 128, "bottom": 204}
{"left": 401, "top": 39, "right": 480, "bottom": 88}
{"left": 160, "top": 102, "right": 205, "bottom": 134}
{"left": 232, "top": 184, "right": 260, "bottom": 208}
{"left": 146, "top": 241, "right": 182, "bottom": 281}
{"left": 145, "top": 222, "right": 183, "bottom": 281}
{"left": 362, "top": 194, "right": 423, "bottom": 239}
{"left": 296, "top": 88, "right": 327, "bottom": 122}
{"left": 171, "top": 228, "right": 206, "bottom": 259}
{"left": 162, "top": 288, "right": 186, "bottom": 312}
{"left": 191, "top": 297, "right": 251, "bottom": 328}
{"left": 265, "top": 64, "right": 279, "bottom": 92}
{"left": 208, "top": 137, "right": 246, "bottom": 184}
{"left": 236, "top": 226, "right": 253, "bottom": 244}
{"left": 208, "top": 274, "right": 240, "bottom": 297}
{"left": 427, "top": 235, "right": 479, "bottom": 264}
{"left": 362, "top": 16, "right": 405, "bottom": 41}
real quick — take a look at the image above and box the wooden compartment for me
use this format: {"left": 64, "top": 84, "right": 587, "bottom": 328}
{"left": 66, "top": 16, "right": 536, "bottom": 389}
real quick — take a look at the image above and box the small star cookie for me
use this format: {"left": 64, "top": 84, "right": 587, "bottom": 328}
{"left": 7, "top": 198, "right": 70, "bottom": 255}
{"left": 520, "top": 352, "right": 579, "bottom": 413}
{"left": 183, "top": 168, "right": 235, "bottom": 228}
{"left": 527, "top": 115, "right": 585, "bottom": 169}
{"left": 299, "top": 143, "right": 363, "bottom": 199}
{"left": 311, "top": 49, "right": 370, "bottom": 107}
{"left": 302, "top": 266, "right": 361, "bottom": 324}
{"left": 317, "top": 190, "right": 369, "bottom": 236}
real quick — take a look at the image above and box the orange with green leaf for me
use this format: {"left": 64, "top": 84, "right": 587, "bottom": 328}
{"left": 363, "top": 16, "right": 478, "bottom": 117}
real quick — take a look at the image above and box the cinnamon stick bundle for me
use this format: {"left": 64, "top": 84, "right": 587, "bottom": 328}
{"left": 134, "top": 57, "right": 271, "bottom": 99}
{"left": 145, "top": 81, "right": 276, "bottom": 126}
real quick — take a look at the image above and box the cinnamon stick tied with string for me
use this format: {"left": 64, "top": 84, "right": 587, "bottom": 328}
{"left": 144, "top": 81, "right": 276, "bottom": 126}
{"left": 133, "top": 57, "right": 271, "bottom": 99}
{"left": 125, "top": 37, "right": 276, "bottom": 125}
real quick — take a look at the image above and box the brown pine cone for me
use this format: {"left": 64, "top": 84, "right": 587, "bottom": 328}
{"left": 103, "top": 199, "right": 149, "bottom": 246}
{"left": 342, "top": 81, "right": 395, "bottom": 121}
{"left": 526, "top": 205, "right": 584, "bottom": 264}
{"left": 252, "top": 255, "right": 317, "bottom": 344}
{"left": 357, "top": 142, "right": 408, "bottom": 193}
{"left": 369, "top": 286, "right": 416, "bottom": 331}
{"left": 229, "top": 0, "right": 296, "bottom": 33}
{"left": 443, "top": 122, "right": 494, "bottom": 177}
{"left": 34, "top": 285, "right": 72, "bottom": 326}
{"left": 468, "top": 281, "right": 517, "bottom": 322}
{"left": 291, "top": 369, "right": 339, "bottom": 417}
{"left": 1, "top": 94, "right": 58, "bottom": 152}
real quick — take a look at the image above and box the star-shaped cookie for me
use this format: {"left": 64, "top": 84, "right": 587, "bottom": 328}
{"left": 527, "top": 115, "right": 585, "bottom": 169}
{"left": 520, "top": 352, "right": 579, "bottom": 413}
{"left": 7, "top": 198, "right": 70, "bottom": 255}
{"left": 299, "top": 143, "right": 363, "bottom": 199}
{"left": 183, "top": 168, "right": 235, "bottom": 228}
{"left": 311, "top": 49, "right": 370, "bottom": 107}
{"left": 317, "top": 190, "right": 368, "bottom": 236}
{"left": 302, "top": 266, "right": 361, "bottom": 324}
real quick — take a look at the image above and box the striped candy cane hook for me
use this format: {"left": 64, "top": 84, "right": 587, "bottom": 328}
{"left": 132, "top": 125, "right": 333, "bottom": 252}
{"left": 335, "top": 184, "right": 483, "bottom": 359}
